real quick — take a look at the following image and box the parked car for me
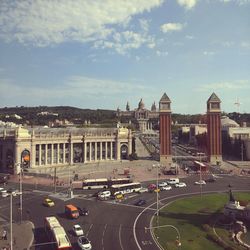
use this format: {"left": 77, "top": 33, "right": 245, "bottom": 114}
{"left": 168, "top": 178, "right": 180, "bottom": 185}
{"left": 161, "top": 185, "right": 172, "bottom": 191}
{"left": 1, "top": 190, "right": 9, "bottom": 198}
{"left": 43, "top": 198, "right": 55, "bottom": 207}
{"left": 175, "top": 182, "right": 187, "bottom": 188}
{"left": 158, "top": 182, "right": 168, "bottom": 188}
{"left": 77, "top": 207, "right": 89, "bottom": 216}
{"left": 138, "top": 187, "right": 148, "bottom": 193}
{"left": 134, "top": 199, "right": 146, "bottom": 206}
{"left": 72, "top": 224, "right": 84, "bottom": 236}
{"left": 194, "top": 180, "right": 206, "bottom": 185}
{"left": 78, "top": 236, "right": 92, "bottom": 250}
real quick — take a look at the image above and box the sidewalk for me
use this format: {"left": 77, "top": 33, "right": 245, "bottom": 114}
{"left": 0, "top": 220, "right": 34, "bottom": 250}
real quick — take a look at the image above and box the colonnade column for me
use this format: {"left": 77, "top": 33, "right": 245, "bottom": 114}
{"left": 84, "top": 142, "right": 87, "bottom": 163}
{"left": 70, "top": 142, "right": 73, "bottom": 165}
{"left": 45, "top": 144, "right": 48, "bottom": 165}
{"left": 105, "top": 142, "right": 108, "bottom": 160}
{"left": 117, "top": 140, "right": 121, "bottom": 161}
{"left": 38, "top": 144, "right": 41, "bottom": 166}
{"left": 57, "top": 144, "right": 60, "bottom": 164}
{"left": 89, "top": 142, "right": 92, "bottom": 161}
{"left": 51, "top": 144, "right": 54, "bottom": 165}
{"left": 95, "top": 142, "right": 97, "bottom": 161}
{"left": 31, "top": 143, "right": 36, "bottom": 168}
{"left": 110, "top": 142, "right": 113, "bottom": 160}
{"left": 63, "top": 143, "right": 65, "bottom": 164}
{"left": 100, "top": 142, "right": 103, "bottom": 161}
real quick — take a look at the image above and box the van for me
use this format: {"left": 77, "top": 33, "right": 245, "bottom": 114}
{"left": 98, "top": 190, "right": 111, "bottom": 200}
{"left": 65, "top": 204, "right": 79, "bottom": 219}
{"left": 167, "top": 178, "right": 180, "bottom": 185}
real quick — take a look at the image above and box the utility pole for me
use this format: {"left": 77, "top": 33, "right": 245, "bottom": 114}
{"left": 19, "top": 166, "right": 23, "bottom": 224}
{"left": 10, "top": 192, "right": 13, "bottom": 250}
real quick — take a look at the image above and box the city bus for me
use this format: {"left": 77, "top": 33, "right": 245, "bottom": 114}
{"left": 110, "top": 182, "right": 142, "bottom": 196}
{"left": 193, "top": 161, "right": 209, "bottom": 172}
{"left": 44, "top": 216, "right": 72, "bottom": 249}
{"left": 82, "top": 178, "right": 109, "bottom": 189}
{"left": 82, "top": 177, "right": 132, "bottom": 189}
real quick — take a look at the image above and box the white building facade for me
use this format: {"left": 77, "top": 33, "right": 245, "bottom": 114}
{"left": 0, "top": 126, "right": 132, "bottom": 174}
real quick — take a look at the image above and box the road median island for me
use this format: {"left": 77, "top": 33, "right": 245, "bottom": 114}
{"left": 152, "top": 192, "right": 250, "bottom": 250}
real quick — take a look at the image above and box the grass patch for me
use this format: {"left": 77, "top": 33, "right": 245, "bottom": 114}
{"left": 153, "top": 192, "right": 250, "bottom": 250}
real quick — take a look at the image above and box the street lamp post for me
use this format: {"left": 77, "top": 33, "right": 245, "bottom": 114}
{"left": 19, "top": 165, "right": 23, "bottom": 223}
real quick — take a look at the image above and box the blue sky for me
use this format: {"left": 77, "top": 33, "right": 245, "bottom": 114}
{"left": 0, "top": 0, "right": 249, "bottom": 114}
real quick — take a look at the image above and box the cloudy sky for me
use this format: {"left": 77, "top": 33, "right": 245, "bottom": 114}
{"left": 0, "top": 0, "right": 249, "bottom": 114}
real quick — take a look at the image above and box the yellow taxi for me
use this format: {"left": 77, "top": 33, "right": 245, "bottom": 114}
{"left": 115, "top": 193, "right": 124, "bottom": 200}
{"left": 43, "top": 198, "right": 55, "bottom": 207}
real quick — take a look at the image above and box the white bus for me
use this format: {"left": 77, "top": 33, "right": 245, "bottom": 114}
{"left": 82, "top": 177, "right": 132, "bottom": 189}
{"left": 82, "top": 178, "right": 109, "bottom": 189}
{"left": 110, "top": 182, "right": 142, "bottom": 196}
{"left": 44, "top": 216, "right": 72, "bottom": 250}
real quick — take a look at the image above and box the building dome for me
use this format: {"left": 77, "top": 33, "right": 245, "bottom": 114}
{"left": 221, "top": 116, "right": 239, "bottom": 128}
{"left": 138, "top": 98, "right": 145, "bottom": 110}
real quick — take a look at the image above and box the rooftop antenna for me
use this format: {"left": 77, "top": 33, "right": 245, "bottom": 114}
{"left": 234, "top": 97, "right": 241, "bottom": 113}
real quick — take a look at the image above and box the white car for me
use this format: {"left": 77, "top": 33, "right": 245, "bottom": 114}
{"left": 175, "top": 182, "right": 187, "bottom": 188}
{"left": 1, "top": 190, "right": 9, "bottom": 197}
{"left": 161, "top": 185, "right": 172, "bottom": 191}
{"left": 72, "top": 224, "right": 84, "bottom": 236}
{"left": 158, "top": 182, "right": 168, "bottom": 188}
{"left": 195, "top": 180, "right": 206, "bottom": 185}
{"left": 78, "top": 236, "right": 92, "bottom": 250}
{"left": 138, "top": 187, "right": 148, "bottom": 193}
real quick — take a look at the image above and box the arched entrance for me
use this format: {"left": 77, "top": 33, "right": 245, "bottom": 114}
{"left": 120, "top": 144, "right": 128, "bottom": 160}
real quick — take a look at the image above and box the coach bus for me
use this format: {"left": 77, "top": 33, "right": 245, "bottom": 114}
{"left": 82, "top": 177, "right": 132, "bottom": 189}
{"left": 110, "top": 182, "right": 142, "bottom": 196}
{"left": 44, "top": 216, "right": 72, "bottom": 249}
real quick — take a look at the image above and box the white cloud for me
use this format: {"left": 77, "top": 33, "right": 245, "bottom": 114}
{"left": 241, "top": 41, "right": 250, "bottom": 49}
{"left": 219, "top": 0, "right": 250, "bottom": 4}
{"left": 196, "top": 80, "right": 250, "bottom": 92}
{"left": 161, "top": 23, "right": 184, "bottom": 33}
{"left": 94, "top": 30, "right": 156, "bottom": 55}
{"left": 156, "top": 50, "right": 168, "bottom": 56}
{"left": 185, "top": 35, "right": 194, "bottom": 39}
{"left": 177, "top": 0, "right": 198, "bottom": 9}
{"left": 0, "top": 0, "right": 163, "bottom": 47}
{"left": 203, "top": 51, "right": 215, "bottom": 56}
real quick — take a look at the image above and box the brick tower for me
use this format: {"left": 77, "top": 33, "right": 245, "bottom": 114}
{"left": 159, "top": 93, "right": 172, "bottom": 168}
{"left": 207, "top": 93, "right": 222, "bottom": 165}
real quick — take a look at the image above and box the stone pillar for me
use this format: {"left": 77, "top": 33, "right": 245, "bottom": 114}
{"left": 45, "top": 144, "right": 48, "bottom": 165}
{"left": 57, "top": 144, "right": 60, "bottom": 164}
{"left": 100, "top": 141, "right": 103, "bottom": 161}
{"left": 89, "top": 142, "right": 92, "bottom": 161}
{"left": 51, "top": 143, "right": 54, "bottom": 164}
{"left": 84, "top": 142, "right": 86, "bottom": 162}
{"left": 31, "top": 143, "right": 36, "bottom": 168}
{"left": 63, "top": 143, "right": 66, "bottom": 164}
{"left": 70, "top": 142, "right": 73, "bottom": 165}
{"left": 105, "top": 142, "right": 108, "bottom": 160}
{"left": 110, "top": 142, "right": 113, "bottom": 160}
{"left": 116, "top": 140, "right": 121, "bottom": 161}
{"left": 38, "top": 144, "right": 41, "bottom": 166}
{"left": 95, "top": 142, "right": 97, "bottom": 162}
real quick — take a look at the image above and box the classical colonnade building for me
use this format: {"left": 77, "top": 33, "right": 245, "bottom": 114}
{"left": 0, "top": 126, "right": 132, "bottom": 174}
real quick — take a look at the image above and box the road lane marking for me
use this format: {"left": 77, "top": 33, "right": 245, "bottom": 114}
{"left": 102, "top": 223, "right": 107, "bottom": 250}
{"left": 119, "top": 224, "right": 124, "bottom": 250}
{"left": 86, "top": 223, "right": 93, "bottom": 237}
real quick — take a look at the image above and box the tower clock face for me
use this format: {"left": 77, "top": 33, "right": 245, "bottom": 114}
{"left": 160, "top": 103, "right": 170, "bottom": 110}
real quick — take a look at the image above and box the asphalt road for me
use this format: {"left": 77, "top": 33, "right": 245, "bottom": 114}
{"left": 0, "top": 174, "right": 249, "bottom": 250}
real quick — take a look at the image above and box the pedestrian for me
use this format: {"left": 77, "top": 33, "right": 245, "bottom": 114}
{"left": 2, "top": 230, "right": 7, "bottom": 240}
